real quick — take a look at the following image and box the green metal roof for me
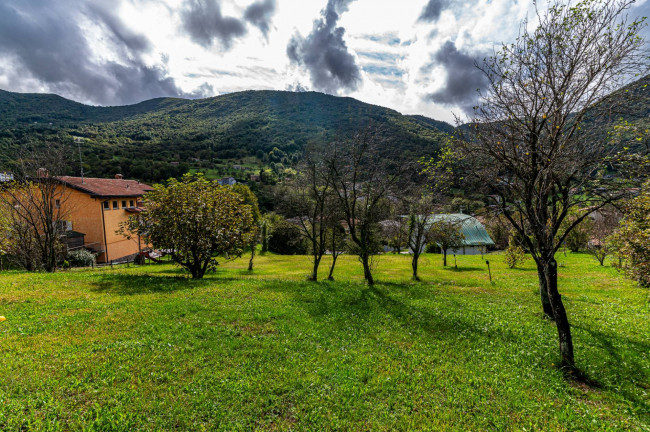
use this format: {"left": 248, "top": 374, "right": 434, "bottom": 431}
{"left": 427, "top": 214, "right": 494, "bottom": 246}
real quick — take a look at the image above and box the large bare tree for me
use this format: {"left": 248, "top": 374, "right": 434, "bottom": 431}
{"left": 449, "top": 0, "right": 648, "bottom": 368}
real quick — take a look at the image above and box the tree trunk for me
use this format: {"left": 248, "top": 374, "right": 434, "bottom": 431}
{"left": 309, "top": 255, "right": 321, "bottom": 281}
{"left": 412, "top": 253, "right": 420, "bottom": 280}
{"left": 442, "top": 249, "right": 447, "bottom": 266}
{"left": 328, "top": 255, "right": 338, "bottom": 280}
{"left": 545, "top": 258, "right": 574, "bottom": 369}
{"left": 248, "top": 244, "right": 255, "bottom": 271}
{"left": 536, "top": 262, "right": 555, "bottom": 319}
{"left": 361, "top": 254, "right": 374, "bottom": 285}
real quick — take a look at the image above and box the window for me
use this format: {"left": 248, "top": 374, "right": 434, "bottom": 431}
{"left": 129, "top": 200, "right": 134, "bottom": 208}
{"left": 122, "top": 200, "right": 127, "bottom": 208}
{"left": 55, "top": 199, "right": 60, "bottom": 208}
{"left": 112, "top": 201, "right": 118, "bottom": 210}
{"left": 103, "top": 201, "right": 110, "bottom": 210}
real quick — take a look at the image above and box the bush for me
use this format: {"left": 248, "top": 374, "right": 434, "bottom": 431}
{"left": 268, "top": 221, "right": 307, "bottom": 255}
{"left": 504, "top": 233, "right": 526, "bottom": 269}
{"left": 608, "top": 183, "right": 650, "bottom": 287}
{"left": 67, "top": 249, "right": 95, "bottom": 268}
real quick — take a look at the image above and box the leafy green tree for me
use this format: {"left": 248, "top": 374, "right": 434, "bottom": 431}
{"left": 267, "top": 220, "right": 308, "bottom": 255}
{"left": 119, "top": 174, "right": 255, "bottom": 279}
{"left": 232, "top": 184, "right": 261, "bottom": 271}
{"left": 563, "top": 213, "right": 593, "bottom": 252}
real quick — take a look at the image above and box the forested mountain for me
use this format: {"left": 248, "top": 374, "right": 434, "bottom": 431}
{"left": 0, "top": 89, "right": 452, "bottom": 182}
{"left": 0, "top": 73, "right": 647, "bottom": 183}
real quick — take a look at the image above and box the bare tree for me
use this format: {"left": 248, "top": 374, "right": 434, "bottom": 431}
{"left": 0, "top": 142, "right": 74, "bottom": 272}
{"left": 326, "top": 128, "right": 410, "bottom": 285}
{"left": 406, "top": 193, "right": 439, "bottom": 280}
{"left": 448, "top": 0, "right": 648, "bottom": 368}
{"left": 587, "top": 209, "right": 621, "bottom": 265}
{"left": 428, "top": 219, "right": 465, "bottom": 267}
{"left": 381, "top": 199, "right": 409, "bottom": 254}
{"left": 277, "top": 149, "right": 331, "bottom": 281}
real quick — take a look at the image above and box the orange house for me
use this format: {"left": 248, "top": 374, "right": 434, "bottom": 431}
{"left": 56, "top": 175, "right": 153, "bottom": 263}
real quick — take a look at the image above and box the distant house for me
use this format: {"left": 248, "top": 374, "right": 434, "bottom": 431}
{"left": 417, "top": 213, "right": 495, "bottom": 255}
{"left": 218, "top": 177, "right": 237, "bottom": 186}
{"left": 233, "top": 165, "right": 243, "bottom": 170}
{"left": 55, "top": 174, "right": 153, "bottom": 263}
{"left": 72, "top": 137, "right": 84, "bottom": 144}
{"left": 0, "top": 172, "right": 14, "bottom": 182}
{"left": 250, "top": 174, "right": 261, "bottom": 182}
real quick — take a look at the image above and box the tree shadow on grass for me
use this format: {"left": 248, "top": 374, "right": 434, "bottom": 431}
{"left": 441, "top": 266, "right": 485, "bottom": 272}
{"left": 89, "top": 273, "right": 210, "bottom": 295}
{"left": 571, "top": 323, "right": 650, "bottom": 414}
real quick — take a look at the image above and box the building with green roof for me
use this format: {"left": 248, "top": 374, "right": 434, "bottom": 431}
{"left": 418, "top": 213, "right": 495, "bottom": 255}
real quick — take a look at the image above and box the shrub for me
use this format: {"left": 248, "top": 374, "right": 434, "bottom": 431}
{"left": 268, "top": 221, "right": 307, "bottom": 255}
{"left": 504, "top": 232, "right": 526, "bottom": 269}
{"left": 67, "top": 249, "right": 95, "bottom": 268}
{"left": 608, "top": 183, "right": 650, "bottom": 287}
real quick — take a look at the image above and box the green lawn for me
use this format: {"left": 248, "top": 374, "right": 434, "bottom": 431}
{"left": 0, "top": 253, "right": 648, "bottom": 431}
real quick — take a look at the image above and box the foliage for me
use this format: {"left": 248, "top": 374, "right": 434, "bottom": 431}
{"left": 267, "top": 220, "right": 308, "bottom": 255}
{"left": 66, "top": 249, "right": 95, "bottom": 268}
{"left": 118, "top": 174, "right": 255, "bottom": 279}
{"left": 504, "top": 232, "right": 527, "bottom": 269}
{"left": 608, "top": 183, "right": 650, "bottom": 286}
{"left": 563, "top": 214, "right": 594, "bottom": 252}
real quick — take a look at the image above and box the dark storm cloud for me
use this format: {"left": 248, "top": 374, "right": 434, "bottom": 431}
{"left": 244, "top": 0, "right": 276, "bottom": 39}
{"left": 418, "top": 0, "right": 446, "bottom": 23}
{"left": 287, "top": 0, "right": 361, "bottom": 94}
{"left": 181, "top": 0, "right": 247, "bottom": 49}
{"left": 424, "top": 41, "right": 489, "bottom": 114}
{"left": 0, "top": 0, "right": 185, "bottom": 106}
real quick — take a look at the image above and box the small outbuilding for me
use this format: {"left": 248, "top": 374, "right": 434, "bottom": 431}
{"left": 421, "top": 213, "right": 495, "bottom": 255}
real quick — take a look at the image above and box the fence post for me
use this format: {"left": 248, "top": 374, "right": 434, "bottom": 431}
{"left": 486, "top": 260, "right": 492, "bottom": 282}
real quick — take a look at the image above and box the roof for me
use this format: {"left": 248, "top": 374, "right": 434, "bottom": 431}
{"left": 428, "top": 213, "right": 495, "bottom": 246}
{"left": 56, "top": 176, "right": 153, "bottom": 198}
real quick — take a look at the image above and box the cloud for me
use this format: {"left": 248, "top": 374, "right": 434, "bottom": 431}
{"left": 418, "top": 0, "right": 447, "bottom": 23}
{"left": 181, "top": 0, "right": 247, "bottom": 49}
{"left": 0, "top": 0, "right": 185, "bottom": 106}
{"left": 287, "top": 0, "right": 361, "bottom": 94}
{"left": 86, "top": 3, "right": 152, "bottom": 53}
{"left": 424, "top": 40, "right": 489, "bottom": 114}
{"left": 244, "top": 0, "right": 276, "bottom": 39}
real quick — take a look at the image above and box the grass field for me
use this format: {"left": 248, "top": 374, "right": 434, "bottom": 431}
{"left": 0, "top": 252, "right": 648, "bottom": 431}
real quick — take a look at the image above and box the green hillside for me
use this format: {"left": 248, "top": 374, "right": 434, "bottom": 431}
{"left": 0, "top": 90, "right": 452, "bottom": 182}
{"left": 0, "top": 73, "right": 647, "bottom": 183}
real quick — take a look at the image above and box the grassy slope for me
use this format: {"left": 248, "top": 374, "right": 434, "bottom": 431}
{"left": 0, "top": 253, "right": 648, "bottom": 431}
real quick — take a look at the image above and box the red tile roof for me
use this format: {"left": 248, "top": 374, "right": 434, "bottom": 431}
{"left": 56, "top": 176, "right": 153, "bottom": 197}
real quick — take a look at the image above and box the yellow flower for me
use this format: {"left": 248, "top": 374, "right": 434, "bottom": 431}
{"left": 0, "top": 316, "right": 6, "bottom": 322}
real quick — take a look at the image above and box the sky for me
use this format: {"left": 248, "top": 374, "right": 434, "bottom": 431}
{"left": 0, "top": 0, "right": 647, "bottom": 123}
